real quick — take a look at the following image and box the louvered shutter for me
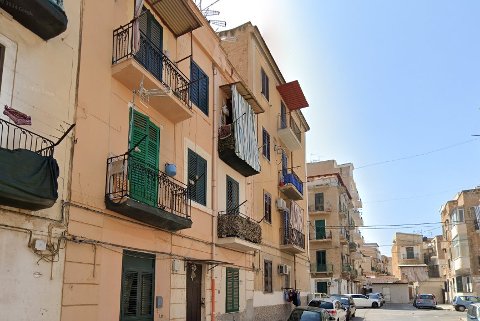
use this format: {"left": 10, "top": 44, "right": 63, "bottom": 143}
{"left": 190, "top": 62, "right": 199, "bottom": 107}
{"left": 226, "top": 176, "right": 239, "bottom": 214}
{"left": 187, "top": 149, "right": 198, "bottom": 202}
{"left": 281, "top": 151, "right": 287, "bottom": 176}
{"left": 226, "top": 268, "right": 239, "bottom": 312}
{"left": 199, "top": 70, "right": 209, "bottom": 115}
{"left": 315, "top": 220, "right": 326, "bottom": 239}
{"left": 148, "top": 13, "right": 163, "bottom": 80}
{"left": 188, "top": 149, "right": 207, "bottom": 206}
{"left": 264, "top": 193, "right": 271, "bottom": 223}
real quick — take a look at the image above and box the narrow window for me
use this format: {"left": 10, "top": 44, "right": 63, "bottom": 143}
{"left": 226, "top": 175, "right": 239, "bottom": 214}
{"left": 315, "top": 193, "right": 324, "bottom": 211}
{"left": 316, "top": 250, "right": 327, "bottom": 272}
{"left": 406, "top": 247, "right": 415, "bottom": 259}
{"left": 225, "top": 267, "right": 239, "bottom": 312}
{"left": 264, "top": 192, "right": 271, "bottom": 223}
{"left": 262, "top": 128, "right": 270, "bottom": 160}
{"left": 0, "top": 44, "right": 5, "bottom": 92}
{"left": 264, "top": 260, "right": 272, "bottom": 293}
{"left": 315, "top": 220, "right": 326, "bottom": 240}
{"left": 188, "top": 149, "right": 207, "bottom": 206}
{"left": 261, "top": 68, "right": 269, "bottom": 101}
{"left": 120, "top": 250, "right": 155, "bottom": 321}
{"left": 190, "top": 60, "right": 209, "bottom": 115}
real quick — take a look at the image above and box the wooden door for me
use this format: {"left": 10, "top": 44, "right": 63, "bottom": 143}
{"left": 186, "top": 263, "right": 202, "bottom": 321}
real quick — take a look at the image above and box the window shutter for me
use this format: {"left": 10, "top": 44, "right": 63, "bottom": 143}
{"left": 199, "top": 71, "right": 209, "bottom": 115}
{"left": 226, "top": 176, "right": 239, "bottom": 214}
{"left": 226, "top": 268, "right": 239, "bottom": 312}
{"left": 315, "top": 193, "right": 324, "bottom": 211}
{"left": 188, "top": 149, "right": 207, "bottom": 206}
{"left": 190, "top": 62, "right": 199, "bottom": 106}
{"left": 187, "top": 149, "right": 198, "bottom": 202}
{"left": 315, "top": 220, "right": 326, "bottom": 239}
{"left": 281, "top": 151, "right": 287, "bottom": 175}
{"left": 264, "top": 193, "right": 271, "bottom": 223}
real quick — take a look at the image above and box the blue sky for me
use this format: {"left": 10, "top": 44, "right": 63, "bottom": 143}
{"left": 213, "top": 0, "right": 480, "bottom": 255}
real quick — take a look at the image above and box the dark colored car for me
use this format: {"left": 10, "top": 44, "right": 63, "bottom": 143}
{"left": 330, "top": 295, "right": 356, "bottom": 320}
{"left": 287, "top": 306, "right": 333, "bottom": 321}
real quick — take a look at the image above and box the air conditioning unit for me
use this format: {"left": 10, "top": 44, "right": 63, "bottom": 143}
{"left": 277, "top": 198, "right": 287, "bottom": 211}
{"left": 278, "top": 264, "right": 288, "bottom": 275}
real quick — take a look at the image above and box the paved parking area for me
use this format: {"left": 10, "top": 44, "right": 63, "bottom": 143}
{"left": 352, "top": 303, "right": 466, "bottom": 321}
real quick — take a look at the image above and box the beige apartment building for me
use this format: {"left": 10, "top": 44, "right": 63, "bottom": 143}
{"left": 441, "top": 188, "right": 480, "bottom": 303}
{"left": 0, "top": 1, "right": 79, "bottom": 321}
{"left": 219, "top": 22, "right": 311, "bottom": 319}
{"left": 307, "top": 161, "right": 363, "bottom": 295}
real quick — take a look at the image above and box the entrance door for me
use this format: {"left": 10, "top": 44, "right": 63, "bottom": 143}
{"left": 186, "top": 263, "right": 202, "bottom": 321}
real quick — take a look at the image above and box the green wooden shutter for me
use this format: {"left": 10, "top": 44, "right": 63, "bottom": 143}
{"left": 121, "top": 251, "right": 155, "bottom": 321}
{"left": 315, "top": 220, "right": 326, "bottom": 239}
{"left": 226, "top": 176, "right": 239, "bottom": 214}
{"left": 129, "top": 110, "right": 159, "bottom": 206}
{"left": 226, "top": 268, "right": 239, "bottom": 312}
{"left": 316, "top": 250, "right": 326, "bottom": 272}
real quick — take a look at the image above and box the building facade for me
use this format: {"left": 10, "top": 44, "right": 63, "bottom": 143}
{"left": 0, "top": 1, "right": 79, "bottom": 320}
{"left": 219, "top": 22, "right": 311, "bottom": 320}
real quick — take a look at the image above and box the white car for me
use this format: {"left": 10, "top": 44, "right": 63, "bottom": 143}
{"left": 308, "top": 298, "right": 348, "bottom": 321}
{"left": 345, "top": 293, "right": 382, "bottom": 308}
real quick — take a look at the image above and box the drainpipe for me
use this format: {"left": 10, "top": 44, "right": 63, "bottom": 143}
{"left": 211, "top": 63, "right": 218, "bottom": 321}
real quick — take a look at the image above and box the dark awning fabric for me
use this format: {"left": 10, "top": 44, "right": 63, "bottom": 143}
{"left": 0, "top": 148, "right": 59, "bottom": 210}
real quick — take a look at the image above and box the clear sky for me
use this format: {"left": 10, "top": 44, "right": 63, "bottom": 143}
{"left": 209, "top": 0, "right": 480, "bottom": 255}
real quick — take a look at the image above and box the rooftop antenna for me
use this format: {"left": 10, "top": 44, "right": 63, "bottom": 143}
{"left": 135, "top": 77, "right": 170, "bottom": 104}
{"left": 195, "top": 0, "right": 226, "bottom": 29}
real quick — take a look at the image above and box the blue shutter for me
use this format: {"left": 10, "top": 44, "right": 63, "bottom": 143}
{"left": 199, "top": 70, "right": 209, "bottom": 115}
{"left": 281, "top": 151, "right": 287, "bottom": 175}
{"left": 190, "top": 62, "right": 199, "bottom": 106}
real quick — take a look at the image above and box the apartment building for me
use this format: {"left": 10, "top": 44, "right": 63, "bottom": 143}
{"left": 219, "top": 22, "right": 311, "bottom": 320}
{"left": 441, "top": 188, "right": 480, "bottom": 302}
{"left": 0, "top": 1, "right": 80, "bottom": 320}
{"left": 306, "top": 161, "right": 363, "bottom": 295}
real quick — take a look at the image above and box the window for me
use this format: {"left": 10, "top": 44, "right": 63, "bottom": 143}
{"left": 261, "top": 68, "right": 269, "bottom": 101}
{"left": 284, "top": 271, "right": 290, "bottom": 289}
{"left": 316, "top": 281, "right": 328, "bottom": 293}
{"left": 264, "top": 260, "right": 272, "bottom": 293}
{"left": 456, "top": 275, "right": 463, "bottom": 292}
{"left": 473, "top": 206, "right": 480, "bottom": 230}
{"left": 120, "top": 250, "right": 155, "bottom": 321}
{"left": 316, "top": 250, "right": 326, "bottom": 272}
{"left": 225, "top": 267, "right": 239, "bottom": 313}
{"left": 314, "top": 193, "right": 324, "bottom": 211}
{"left": 315, "top": 220, "right": 326, "bottom": 240}
{"left": 262, "top": 128, "right": 270, "bottom": 160}
{"left": 226, "top": 176, "right": 239, "bottom": 214}
{"left": 188, "top": 149, "right": 207, "bottom": 206}
{"left": 280, "top": 102, "right": 287, "bottom": 128}
{"left": 405, "top": 247, "right": 415, "bottom": 259}
{"left": 190, "top": 60, "right": 209, "bottom": 115}
{"left": 0, "top": 44, "right": 4, "bottom": 92}
{"left": 264, "top": 192, "right": 271, "bottom": 223}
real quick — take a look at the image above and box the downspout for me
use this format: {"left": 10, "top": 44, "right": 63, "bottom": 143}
{"left": 211, "top": 63, "right": 218, "bottom": 321}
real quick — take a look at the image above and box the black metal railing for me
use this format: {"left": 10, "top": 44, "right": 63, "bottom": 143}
{"left": 281, "top": 226, "right": 305, "bottom": 249}
{"left": 279, "top": 113, "right": 301, "bottom": 143}
{"left": 0, "top": 118, "right": 54, "bottom": 156}
{"left": 280, "top": 169, "right": 304, "bottom": 195}
{"left": 106, "top": 154, "right": 190, "bottom": 219}
{"left": 217, "top": 211, "right": 262, "bottom": 244}
{"left": 310, "top": 230, "right": 332, "bottom": 241}
{"left": 112, "top": 20, "right": 191, "bottom": 108}
{"left": 310, "top": 263, "right": 333, "bottom": 273}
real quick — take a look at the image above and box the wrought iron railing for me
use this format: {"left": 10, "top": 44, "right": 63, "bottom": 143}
{"left": 280, "top": 169, "right": 304, "bottom": 195}
{"left": 401, "top": 253, "right": 420, "bottom": 260}
{"left": 105, "top": 154, "right": 190, "bottom": 219}
{"left": 310, "top": 230, "right": 332, "bottom": 241}
{"left": 217, "top": 211, "right": 261, "bottom": 244}
{"left": 280, "top": 226, "right": 305, "bottom": 249}
{"left": 112, "top": 20, "right": 191, "bottom": 108}
{"left": 311, "top": 263, "right": 334, "bottom": 273}
{"left": 0, "top": 118, "right": 54, "bottom": 157}
{"left": 278, "top": 113, "right": 301, "bottom": 143}
{"left": 349, "top": 241, "right": 358, "bottom": 252}
{"left": 308, "top": 204, "right": 325, "bottom": 212}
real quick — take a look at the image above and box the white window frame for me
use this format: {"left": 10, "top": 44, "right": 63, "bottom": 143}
{"left": 0, "top": 33, "right": 17, "bottom": 110}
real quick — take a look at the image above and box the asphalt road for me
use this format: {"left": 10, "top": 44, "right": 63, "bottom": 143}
{"left": 352, "top": 304, "right": 466, "bottom": 321}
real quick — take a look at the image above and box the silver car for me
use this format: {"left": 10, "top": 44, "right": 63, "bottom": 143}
{"left": 453, "top": 295, "right": 480, "bottom": 312}
{"left": 414, "top": 294, "right": 437, "bottom": 309}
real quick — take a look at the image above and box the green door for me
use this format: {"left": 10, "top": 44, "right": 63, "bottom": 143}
{"left": 316, "top": 250, "right": 327, "bottom": 272}
{"left": 129, "top": 109, "right": 160, "bottom": 206}
{"left": 316, "top": 281, "right": 328, "bottom": 294}
{"left": 315, "top": 220, "right": 326, "bottom": 239}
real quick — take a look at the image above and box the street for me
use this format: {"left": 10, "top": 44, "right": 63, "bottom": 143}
{"left": 352, "top": 304, "right": 465, "bottom": 321}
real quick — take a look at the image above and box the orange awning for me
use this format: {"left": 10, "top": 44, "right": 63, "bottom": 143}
{"left": 276, "top": 80, "right": 309, "bottom": 111}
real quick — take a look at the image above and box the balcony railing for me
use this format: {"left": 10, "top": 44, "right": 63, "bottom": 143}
{"left": 279, "top": 114, "right": 301, "bottom": 143}
{"left": 279, "top": 169, "right": 304, "bottom": 200}
{"left": 281, "top": 226, "right": 305, "bottom": 250}
{"left": 112, "top": 20, "right": 191, "bottom": 108}
{"left": 401, "top": 253, "right": 420, "bottom": 260}
{"left": 349, "top": 242, "right": 358, "bottom": 252}
{"left": 310, "top": 230, "right": 332, "bottom": 241}
{"left": 311, "top": 263, "right": 334, "bottom": 274}
{"left": 339, "top": 227, "right": 350, "bottom": 243}
{"left": 0, "top": 118, "right": 54, "bottom": 156}
{"left": 308, "top": 205, "right": 326, "bottom": 212}
{"left": 278, "top": 113, "right": 302, "bottom": 151}
{"left": 217, "top": 211, "right": 261, "bottom": 244}
{"left": 105, "top": 153, "right": 191, "bottom": 231}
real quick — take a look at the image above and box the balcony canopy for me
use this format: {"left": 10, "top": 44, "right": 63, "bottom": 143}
{"left": 220, "top": 81, "right": 264, "bottom": 114}
{"left": 149, "top": 0, "right": 202, "bottom": 37}
{"left": 276, "top": 80, "right": 309, "bottom": 111}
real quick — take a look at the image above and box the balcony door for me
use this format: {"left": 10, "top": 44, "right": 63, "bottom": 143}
{"left": 315, "top": 220, "right": 326, "bottom": 239}
{"left": 316, "top": 250, "right": 327, "bottom": 272}
{"left": 129, "top": 109, "right": 160, "bottom": 206}
{"left": 137, "top": 9, "right": 163, "bottom": 81}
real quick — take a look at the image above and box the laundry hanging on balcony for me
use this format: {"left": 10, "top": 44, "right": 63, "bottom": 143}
{"left": 3, "top": 105, "right": 31, "bottom": 125}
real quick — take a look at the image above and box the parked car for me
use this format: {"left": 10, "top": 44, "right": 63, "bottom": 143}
{"left": 344, "top": 293, "right": 382, "bottom": 308}
{"left": 308, "top": 298, "right": 347, "bottom": 321}
{"left": 413, "top": 293, "right": 437, "bottom": 309}
{"left": 467, "top": 303, "right": 480, "bottom": 320}
{"left": 453, "top": 295, "right": 480, "bottom": 312}
{"left": 330, "top": 295, "right": 356, "bottom": 320}
{"left": 367, "top": 293, "right": 384, "bottom": 307}
{"left": 287, "top": 306, "right": 333, "bottom": 321}
{"left": 371, "top": 292, "right": 385, "bottom": 305}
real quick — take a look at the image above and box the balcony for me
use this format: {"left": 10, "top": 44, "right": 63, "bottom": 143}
{"left": 308, "top": 205, "right": 329, "bottom": 213}
{"left": 339, "top": 228, "right": 349, "bottom": 244}
{"left": 279, "top": 170, "right": 304, "bottom": 200}
{"left": 349, "top": 242, "right": 358, "bottom": 252}
{"left": 280, "top": 227, "right": 305, "bottom": 254}
{"left": 112, "top": 21, "right": 193, "bottom": 123}
{"left": 0, "top": 0, "right": 68, "bottom": 40}
{"left": 105, "top": 154, "right": 192, "bottom": 232}
{"left": 0, "top": 118, "right": 58, "bottom": 210}
{"left": 310, "top": 263, "right": 334, "bottom": 274}
{"left": 277, "top": 114, "right": 302, "bottom": 151}
{"left": 217, "top": 211, "right": 261, "bottom": 252}
{"left": 310, "top": 230, "right": 332, "bottom": 242}
{"left": 342, "top": 264, "right": 353, "bottom": 274}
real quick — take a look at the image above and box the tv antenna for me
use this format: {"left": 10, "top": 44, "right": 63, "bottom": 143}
{"left": 194, "top": 0, "right": 226, "bottom": 29}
